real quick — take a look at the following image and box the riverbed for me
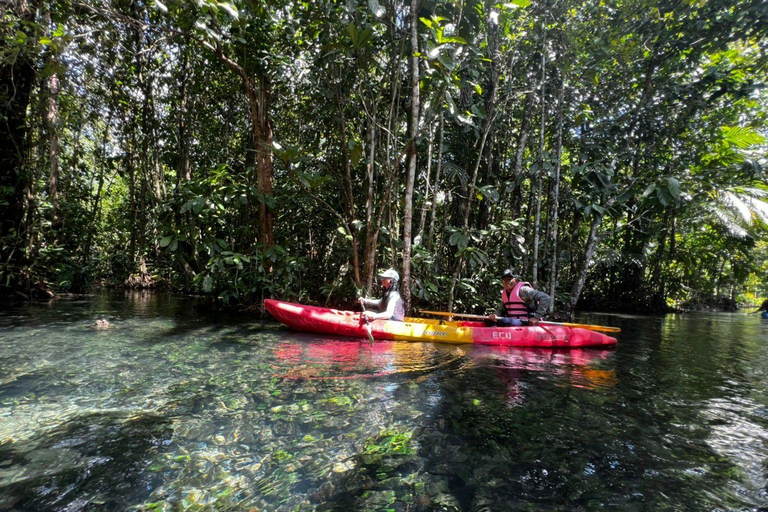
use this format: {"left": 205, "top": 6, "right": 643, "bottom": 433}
{"left": 1, "top": 293, "right": 767, "bottom": 511}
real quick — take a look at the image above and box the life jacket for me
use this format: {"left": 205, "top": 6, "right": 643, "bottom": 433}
{"left": 380, "top": 288, "right": 405, "bottom": 321}
{"left": 502, "top": 281, "right": 532, "bottom": 319}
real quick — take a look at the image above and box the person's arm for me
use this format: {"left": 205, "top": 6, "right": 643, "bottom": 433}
{"left": 488, "top": 303, "right": 506, "bottom": 321}
{"left": 520, "top": 287, "right": 551, "bottom": 319}
{"left": 362, "top": 297, "right": 382, "bottom": 308}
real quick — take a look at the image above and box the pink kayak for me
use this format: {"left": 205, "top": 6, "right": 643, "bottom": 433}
{"left": 264, "top": 299, "right": 617, "bottom": 348}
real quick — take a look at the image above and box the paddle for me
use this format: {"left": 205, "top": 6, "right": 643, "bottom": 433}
{"left": 358, "top": 297, "right": 375, "bottom": 343}
{"left": 419, "top": 310, "right": 621, "bottom": 334}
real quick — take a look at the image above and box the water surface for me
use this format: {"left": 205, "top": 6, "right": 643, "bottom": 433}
{"left": 1, "top": 293, "right": 767, "bottom": 511}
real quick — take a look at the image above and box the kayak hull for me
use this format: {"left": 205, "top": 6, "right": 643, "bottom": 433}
{"left": 264, "top": 299, "right": 617, "bottom": 348}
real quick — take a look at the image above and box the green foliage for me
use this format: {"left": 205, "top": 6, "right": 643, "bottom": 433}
{"left": 2, "top": 0, "right": 766, "bottom": 314}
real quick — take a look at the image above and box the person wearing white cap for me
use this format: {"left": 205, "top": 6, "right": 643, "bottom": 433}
{"left": 488, "top": 269, "right": 551, "bottom": 326}
{"left": 359, "top": 269, "right": 405, "bottom": 321}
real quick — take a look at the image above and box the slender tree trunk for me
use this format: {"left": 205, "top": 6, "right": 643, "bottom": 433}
{"left": 127, "top": 139, "right": 137, "bottom": 264}
{"left": 44, "top": 43, "right": 62, "bottom": 232}
{"left": 523, "top": 184, "right": 534, "bottom": 274}
{"left": 362, "top": 114, "right": 378, "bottom": 291}
{"left": 532, "top": 33, "right": 547, "bottom": 288}
{"left": 83, "top": 117, "right": 111, "bottom": 268}
{"left": 177, "top": 51, "right": 191, "bottom": 184}
{"left": 253, "top": 74, "right": 274, "bottom": 247}
{"left": 401, "top": 0, "right": 421, "bottom": 314}
{"left": 336, "top": 84, "right": 362, "bottom": 287}
{"left": 417, "top": 121, "right": 435, "bottom": 241}
{"left": 548, "top": 80, "right": 564, "bottom": 311}
{"left": 427, "top": 113, "right": 444, "bottom": 250}
{"left": 568, "top": 214, "right": 602, "bottom": 316}
{"left": 510, "top": 90, "right": 534, "bottom": 218}
{"left": 447, "top": 65, "right": 499, "bottom": 312}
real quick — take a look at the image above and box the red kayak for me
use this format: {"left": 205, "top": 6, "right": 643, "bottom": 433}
{"left": 264, "top": 299, "right": 617, "bottom": 348}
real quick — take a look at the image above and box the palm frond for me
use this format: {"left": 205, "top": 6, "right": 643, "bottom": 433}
{"left": 721, "top": 126, "right": 766, "bottom": 149}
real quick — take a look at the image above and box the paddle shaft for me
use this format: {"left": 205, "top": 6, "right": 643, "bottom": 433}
{"left": 358, "top": 297, "right": 375, "bottom": 342}
{"left": 419, "top": 310, "right": 621, "bottom": 333}
{"left": 420, "top": 310, "right": 489, "bottom": 320}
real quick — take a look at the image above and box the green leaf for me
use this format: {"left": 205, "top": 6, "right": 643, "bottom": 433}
{"left": 347, "top": 23, "right": 360, "bottom": 46}
{"left": 160, "top": 235, "right": 174, "bottom": 248}
{"left": 448, "top": 231, "right": 468, "bottom": 250}
{"left": 192, "top": 197, "right": 205, "bottom": 214}
{"left": 39, "top": 37, "right": 52, "bottom": 45}
{"left": 666, "top": 177, "right": 681, "bottom": 200}
{"left": 438, "top": 36, "right": 466, "bottom": 45}
{"left": 721, "top": 126, "right": 765, "bottom": 149}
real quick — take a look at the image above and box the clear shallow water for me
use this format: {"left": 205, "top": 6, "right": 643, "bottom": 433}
{"left": 1, "top": 294, "right": 767, "bottom": 511}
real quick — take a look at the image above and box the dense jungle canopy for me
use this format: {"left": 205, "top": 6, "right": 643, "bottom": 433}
{"left": 1, "top": 0, "right": 767, "bottom": 316}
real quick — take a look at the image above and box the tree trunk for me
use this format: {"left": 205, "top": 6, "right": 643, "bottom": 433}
{"left": 417, "top": 121, "right": 435, "bottom": 241}
{"left": 83, "top": 118, "right": 111, "bottom": 268}
{"left": 336, "top": 85, "right": 362, "bottom": 288}
{"left": 447, "top": 65, "right": 499, "bottom": 312}
{"left": 253, "top": 74, "right": 274, "bottom": 248}
{"left": 44, "top": 46, "right": 62, "bottom": 232}
{"left": 548, "top": 80, "right": 564, "bottom": 311}
{"left": 532, "top": 33, "right": 547, "bottom": 288}
{"left": 427, "top": 113, "right": 444, "bottom": 250}
{"left": 401, "top": 0, "right": 420, "bottom": 314}
{"left": 177, "top": 51, "right": 192, "bottom": 183}
{"left": 205, "top": 41, "right": 274, "bottom": 247}
{"left": 363, "top": 114, "right": 385, "bottom": 292}
{"left": 568, "top": 214, "right": 602, "bottom": 316}
{"left": 510, "top": 90, "right": 534, "bottom": 218}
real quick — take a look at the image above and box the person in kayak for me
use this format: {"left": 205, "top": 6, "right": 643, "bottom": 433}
{"left": 487, "top": 269, "right": 551, "bottom": 326}
{"left": 753, "top": 299, "right": 768, "bottom": 314}
{"left": 359, "top": 269, "right": 405, "bottom": 321}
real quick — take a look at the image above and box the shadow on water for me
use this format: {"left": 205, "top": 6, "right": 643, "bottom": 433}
{"left": 0, "top": 412, "right": 172, "bottom": 511}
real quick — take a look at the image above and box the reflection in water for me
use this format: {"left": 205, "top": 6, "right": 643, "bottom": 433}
{"left": 0, "top": 296, "right": 767, "bottom": 511}
{"left": 464, "top": 346, "right": 618, "bottom": 405}
{"left": 273, "top": 338, "right": 466, "bottom": 380}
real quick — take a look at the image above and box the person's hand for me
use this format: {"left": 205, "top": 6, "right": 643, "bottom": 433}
{"left": 488, "top": 313, "right": 498, "bottom": 321}
{"left": 358, "top": 297, "right": 366, "bottom": 308}
{"left": 528, "top": 317, "right": 540, "bottom": 326}
{"left": 363, "top": 311, "right": 377, "bottom": 320}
